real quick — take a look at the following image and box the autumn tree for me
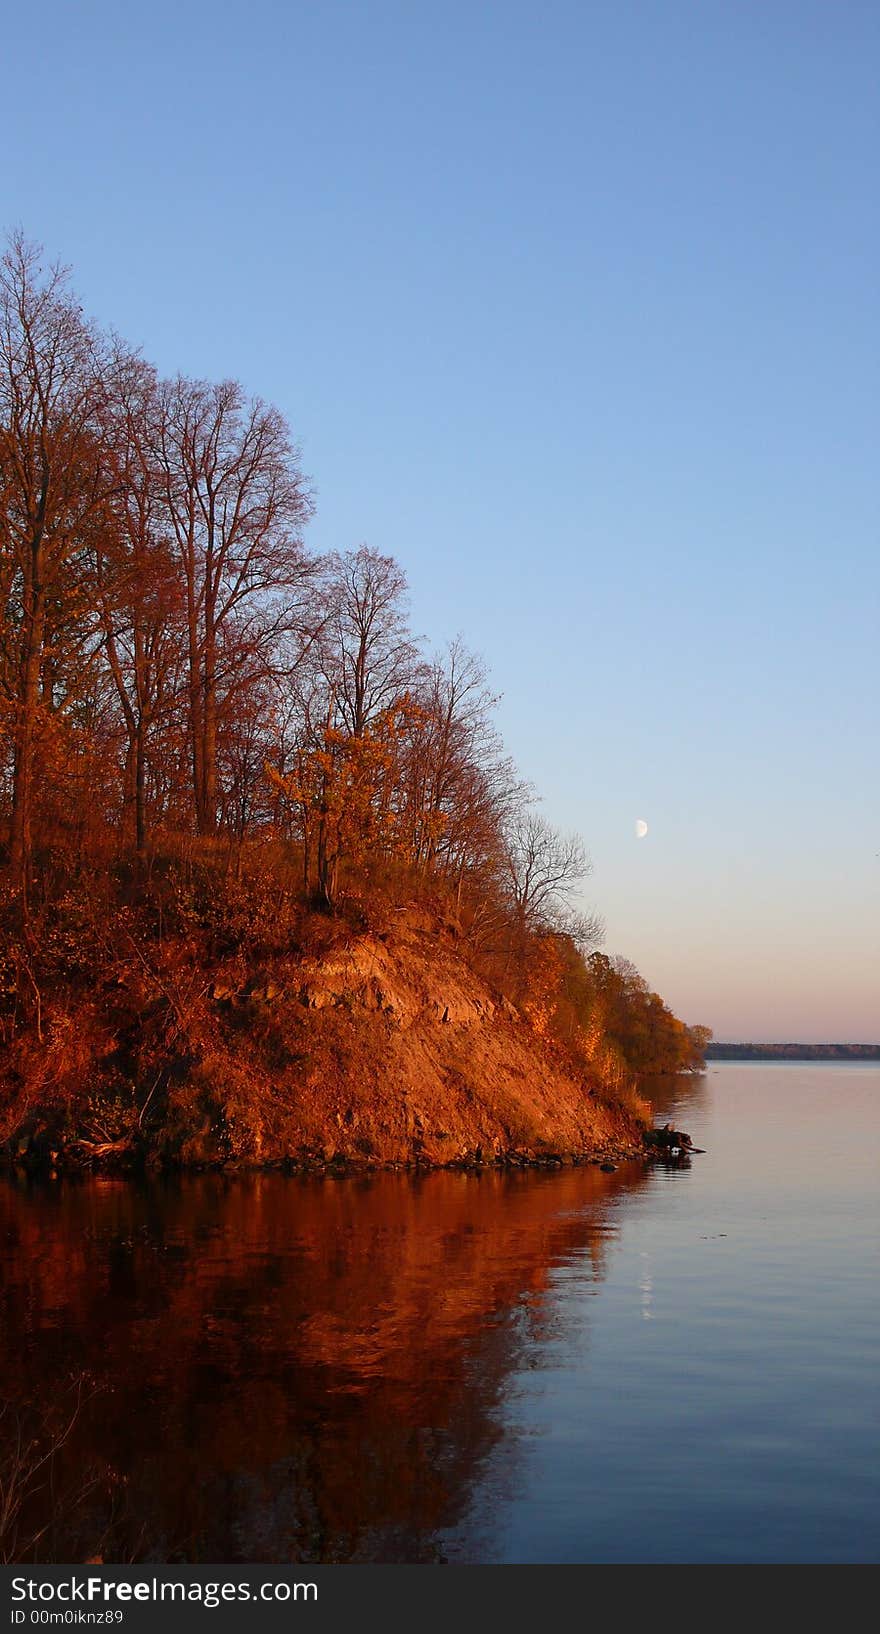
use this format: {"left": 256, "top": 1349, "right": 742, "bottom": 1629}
{"left": 585, "top": 952, "right": 710, "bottom": 1074}
{"left": 411, "top": 639, "right": 499, "bottom": 870}
{"left": 93, "top": 352, "right": 186, "bottom": 854}
{"left": 267, "top": 696, "right": 421, "bottom": 907}
{"left": 498, "top": 811, "right": 602, "bottom": 1001}
{"left": 263, "top": 547, "right": 426, "bottom": 902}
{"left": 0, "top": 228, "right": 715, "bottom": 1103}
{"left": 0, "top": 235, "right": 115, "bottom": 903}
{"left": 398, "top": 638, "right": 524, "bottom": 926}
{"left": 155, "top": 376, "right": 314, "bottom": 835}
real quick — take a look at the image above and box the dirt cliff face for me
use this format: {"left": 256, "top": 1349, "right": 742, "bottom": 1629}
{"left": 2, "top": 909, "right": 645, "bottom": 1171}
{"left": 172, "top": 911, "right": 644, "bottom": 1170}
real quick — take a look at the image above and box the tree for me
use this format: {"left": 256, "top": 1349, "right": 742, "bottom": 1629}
{"left": 267, "top": 696, "right": 420, "bottom": 907}
{"left": 585, "top": 952, "right": 711, "bottom": 1074}
{"left": 410, "top": 638, "right": 502, "bottom": 871}
{"left": 499, "top": 811, "right": 603, "bottom": 996}
{"left": 0, "top": 234, "right": 114, "bottom": 903}
{"left": 95, "top": 352, "right": 185, "bottom": 854}
{"left": 155, "top": 376, "right": 314, "bottom": 834}
{"left": 319, "top": 546, "right": 422, "bottom": 738}
{"left": 504, "top": 811, "right": 598, "bottom": 940}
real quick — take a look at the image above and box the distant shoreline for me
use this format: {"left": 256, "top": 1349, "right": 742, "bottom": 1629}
{"left": 706, "top": 1043, "right": 880, "bottom": 1062}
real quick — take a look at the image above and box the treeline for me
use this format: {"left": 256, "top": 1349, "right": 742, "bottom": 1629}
{"left": 706, "top": 1043, "right": 879, "bottom": 1061}
{"left": 0, "top": 233, "right": 708, "bottom": 1083}
{"left": 557, "top": 950, "right": 712, "bottom": 1078}
{"left": 0, "top": 235, "right": 555, "bottom": 924}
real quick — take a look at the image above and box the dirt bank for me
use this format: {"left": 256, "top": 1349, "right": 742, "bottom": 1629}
{"left": 2, "top": 907, "right": 646, "bottom": 1173}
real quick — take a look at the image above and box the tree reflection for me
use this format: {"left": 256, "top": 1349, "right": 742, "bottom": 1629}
{"left": 0, "top": 1166, "right": 651, "bottom": 1562}
{"left": 638, "top": 1070, "right": 711, "bottom": 1125}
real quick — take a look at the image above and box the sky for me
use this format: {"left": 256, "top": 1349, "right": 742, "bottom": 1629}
{"left": 2, "top": 1, "right": 877, "bottom": 1040}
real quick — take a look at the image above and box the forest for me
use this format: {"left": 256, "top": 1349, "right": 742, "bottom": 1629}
{"left": 706, "top": 1043, "right": 879, "bottom": 1060}
{"left": 0, "top": 234, "right": 709, "bottom": 1163}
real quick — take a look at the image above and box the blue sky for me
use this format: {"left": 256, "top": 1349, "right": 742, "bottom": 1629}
{"left": 3, "top": 1, "right": 877, "bottom": 1039}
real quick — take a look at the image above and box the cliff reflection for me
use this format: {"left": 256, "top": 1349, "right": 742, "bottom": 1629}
{"left": 0, "top": 1165, "right": 650, "bottom": 1562}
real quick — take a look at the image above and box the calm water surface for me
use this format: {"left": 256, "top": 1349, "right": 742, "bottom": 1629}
{"left": 1, "top": 1064, "right": 877, "bottom": 1563}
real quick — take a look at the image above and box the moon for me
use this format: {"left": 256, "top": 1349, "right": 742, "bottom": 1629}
{"left": 635, "top": 819, "right": 648, "bottom": 839}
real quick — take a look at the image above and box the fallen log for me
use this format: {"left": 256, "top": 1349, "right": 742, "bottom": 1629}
{"left": 643, "top": 1122, "right": 703, "bottom": 1154}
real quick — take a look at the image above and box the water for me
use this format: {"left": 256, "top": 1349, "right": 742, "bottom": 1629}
{"left": 1, "top": 1064, "right": 877, "bottom": 1563}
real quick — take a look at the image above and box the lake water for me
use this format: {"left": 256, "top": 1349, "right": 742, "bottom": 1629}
{"left": 1, "top": 1063, "right": 877, "bottom": 1564}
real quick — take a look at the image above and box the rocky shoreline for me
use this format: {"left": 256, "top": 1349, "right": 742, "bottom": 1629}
{"left": 1, "top": 1127, "right": 647, "bottom": 1179}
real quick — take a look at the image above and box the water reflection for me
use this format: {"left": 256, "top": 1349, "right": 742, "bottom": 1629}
{"left": 638, "top": 1069, "right": 711, "bottom": 1125}
{"left": 5, "top": 1067, "right": 879, "bottom": 1564}
{"left": 0, "top": 1164, "right": 649, "bottom": 1563}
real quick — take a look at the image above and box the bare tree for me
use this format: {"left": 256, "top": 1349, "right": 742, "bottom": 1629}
{"left": 0, "top": 234, "right": 113, "bottom": 903}
{"left": 409, "top": 638, "right": 523, "bottom": 892}
{"left": 320, "top": 546, "right": 422, "bottom": 738}
{"left": 0, "top": 1376, "right": 105, "bottom": 1564}
{"left": 504, "top": 811, "right": 600, "bottom": 942}
{"left": 94, "top": 351, "right": 186, "bottom": 853}
{"left": 155, "top": 376, "right": 314, "bottom": 834}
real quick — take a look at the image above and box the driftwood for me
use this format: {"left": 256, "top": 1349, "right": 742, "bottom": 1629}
{"left": 73, "top": 1138, "right": 137, "bottom": 1160}
{"left": 643, "top": 1122, "right": 703, "bottom": 1155}
{"left": 64, "top": 1136, "right": 141, "bottom": 1170}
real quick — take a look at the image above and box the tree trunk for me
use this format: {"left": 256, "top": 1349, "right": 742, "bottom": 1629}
{"left": 122, "top": 737, "right": 137, "bottom": 838}
{"left": 9, "top": 545, "right": 46, "bottom": 909}
{"left": 187, "top": 610, "right": 206, "bottom": 834}
{"left": 302, "top": 817, "right": 311, "bottom": 895}
{"left": 202, "top": 620, "right": 218, "bottom": 835}
{"left": 135, "top": 716, "right": 147, "bottom": 855}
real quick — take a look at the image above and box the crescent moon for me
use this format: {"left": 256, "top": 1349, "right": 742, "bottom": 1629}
{"left": 635, "top": 819, "right": 648, "bottom": 838}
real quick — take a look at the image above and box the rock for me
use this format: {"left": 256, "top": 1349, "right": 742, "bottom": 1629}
{"left": 299, "top": 985, "right": 334, "bottom": 1010}
{"left": 644, "top": 1123, "right": 693, "bottom": 1152}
